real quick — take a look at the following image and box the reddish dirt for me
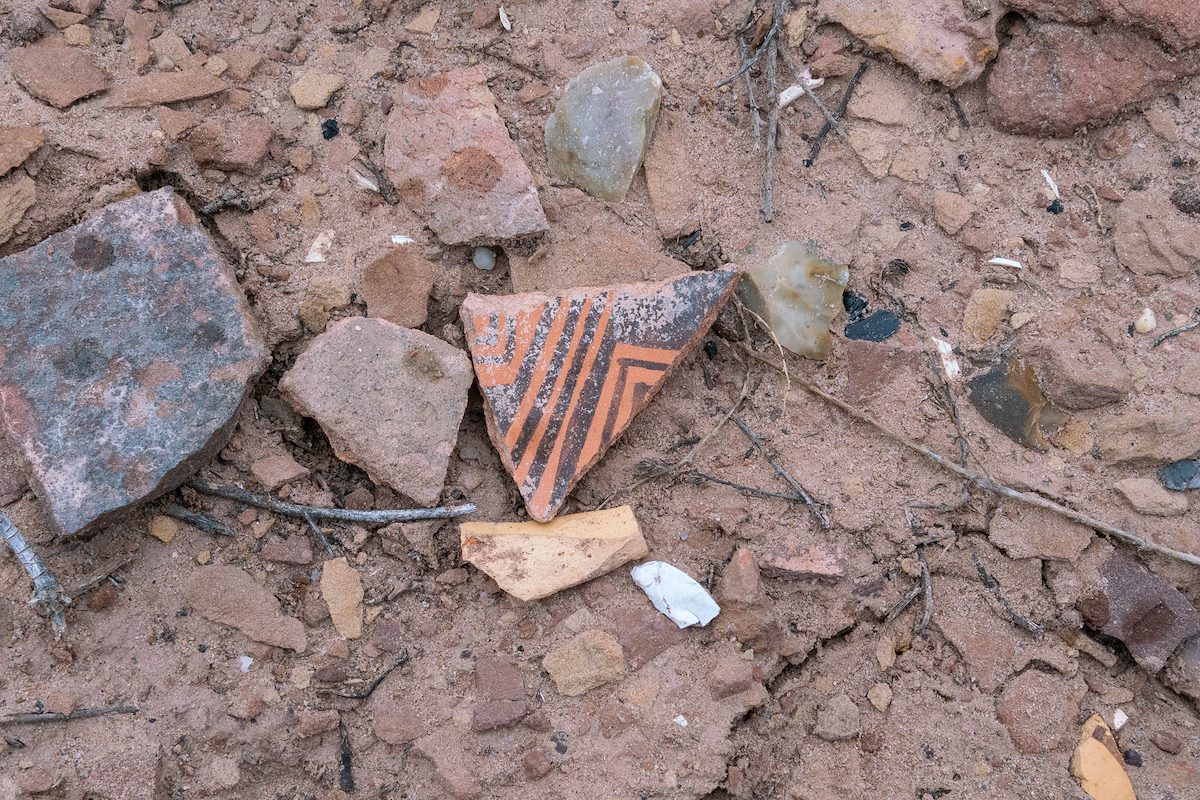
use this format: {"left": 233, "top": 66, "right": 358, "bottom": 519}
{"left": 2, "top": 1, "right": 1199, "bottom": 799}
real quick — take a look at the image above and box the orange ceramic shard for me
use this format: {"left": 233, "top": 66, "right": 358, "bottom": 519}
{"left": 461, "top": 268, "right": 740, "bottom": 521}
{"left": 1070, "top": 714, "right": 1136, "bottom": 800}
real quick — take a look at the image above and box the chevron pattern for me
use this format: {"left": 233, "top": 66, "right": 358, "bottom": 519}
{"left": 461, "top": 269, "right": 740, "bottom": 522}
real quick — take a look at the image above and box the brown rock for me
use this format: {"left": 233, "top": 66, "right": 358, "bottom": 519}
{"left": 220, "top": 49, "right": 263, "bottom": 82}
{"left": 817, "top": 0, "right": 999, "bottom": 87}
{"left": 321, "top": 556, "right": 364, "bottom": 639}
{"left": 460, "top": 269, "right": 740, "bottom": 521}
{"left": 298, "top": 277, "right": 351, "bottom": 331}
{"left": 185, "top": 565, "right": 307, "bottom": 651}
{"left": 1114, "top": 477, "right": 1189, "bottom": 517}
{"left": 289, "top": 71, "right": 345, "bottom": 110}
{"left": 988, "top": 503, "right": 1093, "bottom": 561}
{"left": 41, "top": 5, "right": 86, "bottom": 27}
{"left": 147, "top": 515, "right": 179, "bottom": 543}
{"left": 543, "top": 629, "right": 626, "bottom": 696}
{"left": 296, "top": 708, "right": 339, "bottom": 737}
{"left": 1113, "top": 192, "right": 1200, "bottom": 278}
{"left": 0, "top": 189, "right": 267, "bottom": 535}
{"left": 962, "top": 289, "right": 1013, "bottom": 341}
{"left": 384, "top": 66, "right": 548, "bottom": 244}
{"left": 611, "top": 606, "right": 688, "bottom": 670}
{"left": 250, "top": 453, "right": 309, "bottom": 491}
{"left": 709, "top": 656, "right": 756, "bottom": 699}
{"left": 362, "top": 245, "right": 436, "bottom": 328}
{"left": 10, "top": 41, "right": 109, "bottom": 108}
{"left": 643, "top": 110, "right": 702, "bottom": 238}
{"left": 108, "top": 70, "right": 227, "bottom": 107}
{"left": 460, "top": 506, "right": 649, "bottom": 601}
{"left": 413, "top": 731, "right": 483, "bottom": 799}
{"left": 814, "top": 693, "right": 860, "bottom": 741}
{"left": 996, "top": 670, "right": 1079, "bottom": 753}
{"left": 279, "top": 318, "right": 473, "bottom": 506}
{"left": 1026, "top": 333, "right": 1132, "bottom": 409}
{"left": 1097, "top": 405, "right": 1200, "bottom": 465}
{"left": 847, "top": 70, "right": 915, "bottom": 126}
{"left": 227, "top": 683, "right": 265, "bottom": 720}
{"left": 1079, "top": 549, "right": 1200, "bottom": 672}
{"left": 157, "top": 107, "right": 201, "bottom": 140}
{"left": 44, "top": 690, "right": 78, "bottom": 716}
{"left": 370, "top": 693, "right": 427, "bottom": 744}
{"left": 472, "top": 656, "right": 528, "bottom": 731}
{"left": 987, "top": 23, "right": 1200, "bottom": 137}
{"left": 260, "top": 535, "right": 314, "bottom": 565}
{"left": 0, "top": 173, "right": 36, "bottom": 246}
{"left": 0, "top": 437, "right": 29, "bottom": 504}
{"left": 720, "top": 547, "right": 763, "bottom": 605}
{"left": 1164, "top": 634, "right": 1200, "bottom": 712}
{"left": 1150, "top": 730, "right": 1183, "bottom": 754}
{"left": 522, "top": 748, "right": 554, "bottom": 780}
{"left": 760, "top": 537, "right": 844, "bottom": 580}
{"left": 1008, "top": 0, "right": 1200, "bottom": 50}
{"left": 933, "top": 189, "right": 976, "bottom": 235}
{"left": 184, "top": 117, "right": 274, "bottom": 174}
{"left": 17, "top": 767, "right": 58, "bottom": 795}
{"left": 0, "top": 126, "right": 45, "bottom": 177}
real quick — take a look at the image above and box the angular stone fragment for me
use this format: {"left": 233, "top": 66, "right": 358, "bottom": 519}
{"left": 968, "top": 356, "right": 1068, "bottom": 451}
{"left": 987, "top": 503, "right": 1092, "bottom": 561}
{"left": 461, "top": 268, "right": 739, "bottom": 521}
{"left": 1159, "top": 458, "right": 1200, "bottom": 491}
{"left": 321, "top": 556, "right": 364, "bottom": 639}
{"left": 0, "top": 126, "right": 46, "bottom": 177}
{"left": 987, "top": 23, "right": 1200, "bottom": 137}
{"left": 1078, "top": 549, "right": 1200, "bottom": 672}
{"left": 250, "top": 453, "right": 309, "bottom": 491}
{"left": 543, "top": 629, "right": 626, "bottom": 696}
{"left": 814, "top": 693, "right": 860, "bottom": 741}
{"left": 0, "top": 174, "right": 36, "bottom": 246}
{"left": 10, "top": 41, "right": 109, "bottom": 108}
{"left": 185, "top": 565, "right": 307, "bottom": 651}
{"left": 1164, "top": 634, "right": 1200, "bottom": 713}
{"left": 1112, "top": 192, "right": 1200, "bottom": 278}
{"left": 1114, "top": 477, "right": 1189, "bottom": 517}
{"left": 413, "top": 731, "right": 483, "bottom": 799}
{"left": 817, "top": 0, "right": 1000, "bottom": 87}
{"left": 962, "top": 288, "right": 1012, "bottom": 341}
{"left": 760, "top": 537, "right": 844, "bottom": 580}
{"left": 1007, "top": 0, "right": 1200, "bottom": 50}
{"left": 184, "top": 117, "right": 274, "bottom": 174}
{"left": 1097, "top": 406, "right": 1200, "bottom": 465}
{"left": 1070, "top": 714, "right": 1136, "bottom": 800}
{"left": 933, "top": 190, "right": 975, "bottom": 235}
{"left": 461, "top": 506, "right": 648, "bottom": 600}
{"left": 738, "top": 241, "right": 848, "bottom": 361}
{"left": 1025, "top": 333, "right": 1132, "bottom": 410}
{"left": 384, "top": 66, "right": 548, "bottom": 244}
{"left": 643, "top": 110, "right": 701, "bottom": 238}
{"left": 362, "top": 245, "right": 436, "bottom": 329}
{"left": 0, "top": 189, "right": 267, "bottom": 535}
{"left": 472, "top": 656, "right": 528, "bottom": 731}
{"left": 278, "top": 318, "right": 472, "bottom": 506}
{"left": 996, "top": 670, "right": 1079, "bottom": 754}
{"left": 107, "top": 70, "right": 227, "bottom": 107}
{"left": 847, "top": 70, "right": 915, "bottom": 126}
{"left": 545, "top": 56, "right": 663, "bottom": 203}
{"left": 289, "top": 71, "right": 345, "bottom": 110}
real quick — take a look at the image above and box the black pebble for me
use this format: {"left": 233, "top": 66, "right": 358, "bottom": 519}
{"left": 1046, "top": 198, "right": 1064, "bottom": 214}
{"left": 842, "top": 290, "right": 869, "bottom": 322}
{"left": 1123, "top": 749, "right": 1142, "bottom": 767}
{"left": 845, "top": 310, "right": 901, "bottom": 343}
{"left": 321, "top": 118, "right": 340, "bottom": 140}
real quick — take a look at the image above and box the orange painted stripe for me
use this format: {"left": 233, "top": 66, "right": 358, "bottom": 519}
{"left": 472, "top": 311, "right": 508, "bottom": 360}
{"left": 503, "top": 301, "right": 572, "bottom": 450}
{"left": 474, "top": 306, "right": 541, "bottom": 389}
{"left": 578, "top": 341, "right": 676, "bottom": 464}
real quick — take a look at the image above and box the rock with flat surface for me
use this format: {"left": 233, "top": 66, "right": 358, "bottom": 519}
{"left": 384, "top": 66, "right": 548, "bottom": 244}
{"left": 988, "top": 503, "right": 1092, "bottom": 560}
{"left": 760, "top": 537, "right": 844, "bottom": 580}
{"left": 1025, "top": 333, "right": 1132, "bottom": 409}
{"left": 997, "top": 670, "right": 1079, "bottom": 754}
{"left": 739, "top": 242, "right": 847, "bottom": 361}
{"left": 10, "top": 41, "right": 109, "bottom": 108}
{"left": 545, "top": 56, "right": 663, "bottom": 203}
{"left": 0, "top": 174, "right": 36, "bottom": 246}
{"left": 1114, "top": 477, "right": 1189, "bottom": 516}
{"left": 1078, "top": 548, "right": 1200, "bottom": 672}
{"left": 289, "top": 71, "right": 344, "bottom": 110}
{"left": 362, "top": 245, "right": 436, "bottom": 329}
{"left": 461, "top": 506, "right": 648, "bottom": 600}
{"left": 817, "top": 0, "right": 999, "bottom": 87}
{"left": 185, "top": 565, "right": 307, "bottom": 651}
{"left": 185, "top": 117, "right": 274, "bottom": 174}
{"left": 321, "top": 556, "right": 364, "bottom": 639}
{"left": 962, "top": 288, "right": 1012, "bottom": 341}
{"left": 543, "top": 629, "right": 626, "bottom": 696}
{"left": 461, "top": 268, "right": 739, "bottom": 521}
{"left": 1007, "top": 0, "right": 1200, "bottom": 50}
{"left": 250, "top": 454, "right": 309, "bottom": 491}
{"left": 413, "top": 731, "right": 483, "bottom": 799}
{"left": 279, "top": 318, "right": 472, "bottom": 506}
{"left": 0, "top": 189, "right": 267, "bottom": 535}
{"left": 1113, "top": 192, "right": 1200, "bottom": 278}
{"left": 987, "top": 23, "right": 1200, "bottom": 137}
{"left": 933, "top": 190, "right": 976, "bottom": 235}
{"left": 108, "top": 70, "right": 227, "bottom": 107}
{"left": 472, "top": 657, "right": 528, "bottom": 731}
{"left": 1164, "top": 634, "right": 1200, "bottom": 713}
{"left": 0, "top": 126, "right": 45, "bottom": 177}
{"left": 1097, "top": 406, "right": 1200, "bottom": 465}
{"left": 814, "top": 693, "right": 860, "bottom": 741}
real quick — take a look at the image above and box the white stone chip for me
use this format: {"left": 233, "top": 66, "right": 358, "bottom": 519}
{"left": 630, "top": 561, "right": 720, "bottom": 629}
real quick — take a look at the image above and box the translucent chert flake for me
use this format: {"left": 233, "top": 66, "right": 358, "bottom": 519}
{"left": 738, "top": 241, "right": 849, "bottom": 360}
{"left": 545, "top": 56, "right": 663, "bottom": 202}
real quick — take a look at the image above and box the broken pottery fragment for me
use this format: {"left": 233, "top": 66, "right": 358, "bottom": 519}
{"left": 1079, "top": 549, "right": 1200, "bottom": 673}
{"left": 738, "top": 241, "right": 849, "bottom": 361}
{"left": 321, "top": 556, "right": 364, "bottom": 639}
{"left": 460, "top": 506, "right": 648, "bottom": 601}
{"left": 1070, "top": 714, "right": 1136, "bottom": 800}
{"left": 967, "top": 355, "right": 1067, "bottom": 451}
{"left": 0, "top": 188, "right": 267, "bottom": 535}
{"left": 631, "top": 561, "right": 720, "bottom": 629}
{"left": 1159, "top": 458, "right": 1200, "bottom": 491}
{"left": 545, "top": 56, "right": 663, "bottom": 203}
{"left": 185, "top": 566, "right": 307, "bottom": 652}
{"left": 10, "top": 41, "right": 110, "bottom": 108}
{"left": 461, "top": 268, "right": 740, "bottom": 522}
{"left": 278, "top": 318, "right": 473, "bottom": 506}
{"left": 384, "top": 66, "right": 548, "bottom": 244}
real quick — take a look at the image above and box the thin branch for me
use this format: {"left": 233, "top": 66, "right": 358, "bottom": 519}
{"left": 318, "top": 653, "right": 409, "bottom": 700}
{"left": 304, "top": 512, "right": 337, "bottom": 558}
{"left": 761, "top": 8, "right": 781, "bottom": 222}
{"left": 972, "top": 553, "right": 1044, "bottom": 637}
{"left": 779, "top": 50, "right": 845, "bottom": 137}
{"left": 1149, "top": 309, "right": 1200, "bottom": 348}
{"left": 736, "top": 27, "right": 763, "bottom": 149}
{"left": 684, "top": 470, "right": 808, "bottom": 501}
{"left": 884, "top": 581, "right": 922, "bottom": 623}
{"left": 727, "top": 412, "right": 830, "bottom": 528}
{"left": 915, "top": 551, "right": 933, "bottom": 634}
{"left": 1, "top": 512, "right": 70, "bottom": 633}
{"left": 187, "top": 480, "right": 475, "bottom": 525}
{"left": 716, "top": 1, "right": 786, "bottom": 89}
{"left": 164, "top": 503, "right": 235, "bottom": 537}
{"left": 804, "top": 60, "right": 869, "bottom": 168}
{"left": 1, "top": 706, "right": 139, "bottom": 726}
{"left": 738, "top": 342, "right": 1200, "bottom": 567}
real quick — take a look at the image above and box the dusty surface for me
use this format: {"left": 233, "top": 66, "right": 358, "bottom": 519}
{"left": 2, "top": 1, "right": 1200, "bottom": 799}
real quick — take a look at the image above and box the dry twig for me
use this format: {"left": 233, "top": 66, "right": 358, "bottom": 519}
{"left": 1, "top": 512, "right": 70, "bottom": 633}
{"left": 1149, "top": 309, "right": 1200, "bottom": 348}
{"left": 884, "top": 581, "right": 922, "bottom": 623}
{"left": 761, "top": 8, "right": 781, "bottom": 222}
{"left": 188, "top": 480, "right": 475, "bottom": 525}
{"left": 972, "top": 553, "right": 1044, "bottom": 637}
{"left": 915, "top": 551, "right": 933, "bottom": 634}
{"left": 804, "top": 60, "right": 868, "bottom": 168}
{"left": 728, "top": 412, "right": 829, "bottom": 527}
{"left": 738, "top": 343, "right": 1200, "bottom": 567}
{"left": 1, "top": 706, "right": 138, "bottom": 726}
{"left": 319, "top": 653, "right": 410, "bottom": 700}
{"left": 164, "top": 503, "right": 235, "bottom": 537}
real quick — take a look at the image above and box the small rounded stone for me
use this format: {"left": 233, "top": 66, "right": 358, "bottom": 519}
{"left": 1134, "top": 308, "right": 1157, "bottom": 334}
{"left": 472, "top": 246, "right": 497, "bottom": 270}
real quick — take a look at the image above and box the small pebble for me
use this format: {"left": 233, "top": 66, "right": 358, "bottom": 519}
{"left": 321, "top": 118, "right": 339, "bottom": 140}
{"left": 472, "top": 246, "right": 496, "bottom": 271}
{"left": 1123, "top": 748, "right": 1142, "bottom": 767}
{"left": 1134, "top": 308, "right": 1157, "bottom": 334}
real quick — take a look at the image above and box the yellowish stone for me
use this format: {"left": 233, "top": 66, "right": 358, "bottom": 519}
{"left": 148, "top": 515, "right": 178, "bottom": 543}
{"left": 321, "top": 556, "right": 364, "bottom": 639}
{"left": 1070, "top": 714, "right": 1135, "bottom": 800}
